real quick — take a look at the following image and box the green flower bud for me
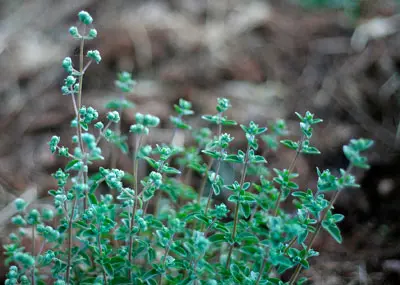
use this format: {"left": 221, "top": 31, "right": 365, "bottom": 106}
{"left": 122, "top": 200, "right": 133, "bottom": 208}
{"left": 129, "top": 124, "right": 149, "bottom": 135}
{"left": 213, "top": 203, "right": 229, "bottom": 219}
{"left": 53, "top": 169, "right": 69, "bottom": 187}
{"left": 137, "top": 217, "right": 147, "bottom": 231}
{"left": 18, "top": 228, "right": 25, "bottom": 237}
{"left": 65, "top": 76, "right": 76, "bottom": 87}
{"left": 20, "top": 275, "right": 29, "bottom": 285}
{"left": 88, "top": 28, "right": 97, "bottom": 39}
{"left": 107, "top": 111, "right": 120, "bottom": 123}
{"left": 14, "top": 252, "right": 35, "bottom": 268}
{"left": 103, "top": 194, "right": 113, "bottom": 204}
{"left": 140, "top": 145, "right": 152, "bottom": 157}
{"left": 11, "top": 214, "right": 26, "bottom": 227}
{"left": 42, "top": 208, "right": 54, "bottom": 220}
{"left": 149, "top": 171, "right": 162, "bottom": 187}
{"left": 94, "top": 122, "right": 104, "bottom": 129}
{"left": 54, "top": 280, "right": 66, "bottom": 285}
{"left": 219, "top": 133, "right": 234, "bottom": 148}
{"left": 7, "top": 268, "right": 18, "bottom": 279}
{"left": 87, "top": 50, "right": 101, "bottom": 64}
{"left": 61, "top": 86, "right": 69, "bottom": 95}
{"left": 115, "top": 72, "right": 136, "bottom": 93}
{"left": 71, "top": 119, "right": 78, "bottom": 128}
{"left": 79, "top": 106, "right": 86, "bottom": 116}
{"left": 5, "top": 279, "right": 17, "bottom": 285}
{"left": 193, "top": 231, "right": 210, "bottom": 253}
{"left": 143, "top": 114, "right": 160, "bottom": 127}
{"left": 58, "top": 146, "right": 69, "bottom": 157}
{"left": 135, "top": 113, "right": 144, "bottom": 124}
{"left": 216, "top": 98, "right": 231, "bottom": 113}
{"left": 67, "top": 192, "right": 74, "bottom": 200}
{"left": 69, "top": 26, "right": 80, "bottom": 38}
{"left": 9, "top": 233, "right": 19, "bottom": 242}
{"left": 72, "top": 135, "right": 79, "bottom": 144}
{"left": 62, "top": 57, "right": 72, "bottom": 70}
{"left": 14, "top": 198, "right": 27, "bottom": 212}
{"left": 73, "top": 83, "right": 79, "bottom": 92}
{"left": 78, "top": 11, "right": 93, "bottom": 25}
{"left": 48, "top": 136, "right": 60, "bottom": 154}
{"left": 27, "top": 209, "right": 40, "bottom": 225}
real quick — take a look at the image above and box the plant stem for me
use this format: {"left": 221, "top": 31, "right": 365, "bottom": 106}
{"left": 128, "top": 134, "right": 143, "bottom": 282}
{"left": 110, "top": 97, "right": 123, "bottom": 169}
{"left": 257, "top": 137, "right": 305, "bottom": 282}
{"left": 65, "top": 197, "right": 77, "bottom": 284}
{"left": 97, "top": 226, "right": 108, "bottom": 285}
{"left": 204, "top": 158, "right": 221, "bottom": 216}
{"left": 255, "top": 257, "right": 267, "bottom": 285}
{"left": 76, "top": 27, "right": 88, "bottom": 211}
{"left": 95, "top": 121, "right": 113, "bottom": 145}
{"left": 289, "top": 165, "right": 353, "bottom": 284}
{"left": 225, "top": 144, "right": 250, "bottom": 269}
{"left": 198, "top": 158, "right": 214, "bottom": 204}
{"left": 159, "top": 234, "right": 175, "bottom": 284}
{"left": 192, "top": 218, "right": 217, "bottom": 281}
{"left": 71, "top": 93, "right": 79, "bottom": 118}
{"left": 31, "top": 225, "right": 35, "bottom": 285}
{"left": 153, "top": 126, "right": 180, "bottom": 218}
{"left": 272, "top": 136, "right": 304, "bottom": 217}
{"left": 201, "top": 112, "right": 223, "bottom": 208}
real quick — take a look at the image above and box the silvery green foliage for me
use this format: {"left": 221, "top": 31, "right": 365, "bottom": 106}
{"left": 4, "top": 10, "right": 374, "bottom": 285}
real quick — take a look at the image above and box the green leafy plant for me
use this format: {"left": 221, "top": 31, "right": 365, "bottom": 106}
{"left": 296, "top": 0, "right": 363, "bottom": 20}
{"left": 4, "top": 11, "right": 374, "bottom": 285}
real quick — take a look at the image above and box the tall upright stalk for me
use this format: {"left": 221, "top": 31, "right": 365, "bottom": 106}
{"left": 289, "top": 165, "right": 353, "bottom": 284}
{"left": 128, "top": 134, "right": 143, "bottom": 282}
{"left": 203, "top": 114, "right": 223, "bottom": 215}
{"left": 255, "top": 136, "right": 304, "bottom": 285}
{"left": 225, "top": 144, "right": 250, "bottom": 268}
{"left": 197, "top": 158, "right": 214, "bottom": 204}
{"left": 272, "top": 136, "right": 304, "bottom": 216}
{"left": 65, "top": 197, "right": 77, "bottom": 284}
{"left": 31, "top": 225, "right": 35, "bottom": 285}
{"left": 66, "top": 30, "right": 86, "bottom": 283}
{"left": 97, "top": 225, "right": 108, "bottom": 285}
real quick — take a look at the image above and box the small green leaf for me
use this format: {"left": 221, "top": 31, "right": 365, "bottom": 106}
{"left": 322, "top": 220, "right": 342, "bottom": 243}
{"left": 280, "top": 140, "right": 298, "bottom": 150}
{"left": 224, "top": 154, "right": 243, "bottom": 163}
{"left": 88, "top": 193, "right": 98, "bottom": 205}
{"left": 332, "top": 214, "right": 345, "bottom": 223}
{"left": 65, "top": 159, "right": 80, "bottom": 171}
{"left": 208, "top": 233, "right": 226, "bottom": 243}
{"left": 240, "top": 203, "right": 252, "bottom": 218}
{"left": 230, "top": 264, "right": 244, "bottom": 283}
{"left": 194, "top": 214, "right": 210, "bottom": 225}
{"left": 212, "top": 183, "right": 221, "bottom": 195}
{"left": 103, "top": 262, "right": 113, "bottom": 276}
{"left": 170, "top": 244, "right": 187, "bottom": 258}
{"left": 300, "top": 259, "right": 309, "bottom": 269}
{"left": 162, "top": 166, "right": 181, "bottom": 175}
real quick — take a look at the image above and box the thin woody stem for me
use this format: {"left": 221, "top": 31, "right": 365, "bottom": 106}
{"left": 289, "top": 164, "right": 353, "bottom": 284}
{"left": 225, "top": 143, "right": 250, "bottom": 269}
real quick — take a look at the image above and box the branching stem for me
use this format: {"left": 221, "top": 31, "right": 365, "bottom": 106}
{"left": 289, "top": 164, "right": 353, "bottom": 284}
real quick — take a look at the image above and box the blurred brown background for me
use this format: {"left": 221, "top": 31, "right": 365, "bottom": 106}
{"left": 1, "top": 0, "right": 400, "bottom": 284}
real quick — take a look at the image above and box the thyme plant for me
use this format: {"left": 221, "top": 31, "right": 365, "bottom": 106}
{"left": 4, "top": 11, "right": 374, "bottom": 285}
